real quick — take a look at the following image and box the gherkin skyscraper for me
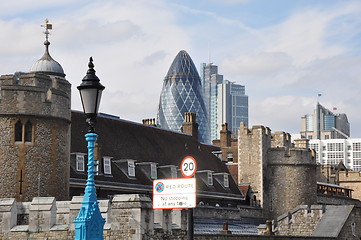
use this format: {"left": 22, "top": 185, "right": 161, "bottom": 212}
{"left": 157, "top": 50, "right": 210, "bottom": 143}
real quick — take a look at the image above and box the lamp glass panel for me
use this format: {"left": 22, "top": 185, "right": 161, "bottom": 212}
{"left": 79, "top": 88, "right": 100, "bottom": 114}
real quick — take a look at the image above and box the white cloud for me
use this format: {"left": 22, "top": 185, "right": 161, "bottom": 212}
{"left": 1, "top": 0, "right": 361, "bottom": 137}
{"left": 221, "top": 52, "right": 292, "bottom": 77}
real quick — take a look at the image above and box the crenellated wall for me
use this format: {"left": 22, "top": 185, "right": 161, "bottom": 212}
{"left": 0, "top": 194, "right": 187, "bottom": 240}
{"left": 0, "top": 72, "right": 71, "bottom": 201}
{"left": 238, "top": 123, "right": 317, "bottom": 219}
{"left": 258, "top": 204, "right": 361, "bottom": 239}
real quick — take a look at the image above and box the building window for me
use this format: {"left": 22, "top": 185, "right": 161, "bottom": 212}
{"left": 353, "top": 142, "right": 361, "bottom": 151}
{"left": 103, "top": 157, "right": 112, "bottom": 174}
{"left": 14, "top": 120, "right": 34, "bottom": 144}
{"left": 128, "top": 161, "right": 135, "bottom": 177}
{"left": 15, "top": 120, "right": 22, "bottom": 142}
{"left": 76, "top": 154, "right": 85, "bottom": 172}
{"left": 224, "top": 174, "right": 229, "bottom": 188}
{"left": 151, "top": 164, "right": 157, "bottom": 179}
{"left": 94, "top": 160, "right": 99, "bottom": 175}
{"left": 24, "top": 121, "right": 32, "bottom": 142}
{"left": 227, "top": 152, "right": 233, "bottom": 162}
{"left": 207, "top": 172, "right": 213, "bottom": 186}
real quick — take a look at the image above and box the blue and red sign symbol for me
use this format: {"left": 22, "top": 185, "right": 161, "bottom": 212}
{"left": 155, "top": 182, "right": 165, "bottom": 193}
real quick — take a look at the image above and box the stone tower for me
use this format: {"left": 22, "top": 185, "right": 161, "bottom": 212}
{"left": 238, "top": 123, "right": 317, "bottom": 219}
{"left": 0, "top": 20, "right": 71, "bottom": 201}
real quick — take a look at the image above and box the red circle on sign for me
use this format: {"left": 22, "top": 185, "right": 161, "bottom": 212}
{"left": 181, "top": 156, "right": 197, "bottom": 178}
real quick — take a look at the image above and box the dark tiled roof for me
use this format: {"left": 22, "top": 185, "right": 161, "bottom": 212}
{"left": 194, "top": 218, "right": 264, "bottom": 235}
{"left": 70, "top": 111, "right": 242, "bottom": 198}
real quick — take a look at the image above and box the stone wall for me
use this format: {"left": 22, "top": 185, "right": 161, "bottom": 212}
{"left": 194, "top": 205, "right": 263, "bottom": 219}
{"left": 317, "top": 194, "right": 361, "bottom": 206}
{"left": 338, "top": 171, "right": 361, "bottom": 201}
{"left": 195, "top": 235, "right": 335, "bottom": 240}
{"left": 257, "top": 204, "right": 361, "bottom": 239}
{"left": 237, "top": 123, "right": 316, "bottom": 219}
{"left": 0, "top": 194, "right": 188, "bottom": 240}
{"left": 0, "top": 72, "right": 71, "bottom": 201}
{"left": 267, "top": 148, "right": 317, "bottom": 219}
{"left": 238, "top": 123, "right": 271, "bottom": 209}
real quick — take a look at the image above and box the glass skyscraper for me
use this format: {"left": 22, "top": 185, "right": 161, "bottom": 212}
{"left": 200, "top": 63, "right": 248, "bottom": 141}
{"left": 300, "top": 103, "right": 350, "bottom": 140}
{"left": 157, "top": 50, "right": 210, "bottom": 143}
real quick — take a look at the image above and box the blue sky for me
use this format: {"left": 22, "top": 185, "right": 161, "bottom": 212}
{"left": 1, "top": 0, "right": 361, "bottom": 137}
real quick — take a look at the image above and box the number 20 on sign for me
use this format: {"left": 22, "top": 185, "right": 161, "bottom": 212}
{"left": 181, "top": 156, "right": 197, "bottom": 178}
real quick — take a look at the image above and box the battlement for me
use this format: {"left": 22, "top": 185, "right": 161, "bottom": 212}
{"left": 259, "top": 204, "right": 357, "bottom": 237}
{"left": 0, "top": 195, "right": 187, "bottom": 239}
{"left": 271, "top": 131, "right": 291, "bottom": 148}
{"left": 268, "top": 147, "right": 315, "bottom": 165}
{"left": 239, "top": 123, "right": 271, "bottom": 137}
{"left": 339, "top": 170, "right": 361, "bottom": 180}
{"left": 0, "top": 72, "right": 71, "bottom": 121}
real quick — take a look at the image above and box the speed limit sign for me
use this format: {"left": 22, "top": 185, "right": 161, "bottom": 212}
{"left": 181, "top": 156, "right": 197, "bottom": 178}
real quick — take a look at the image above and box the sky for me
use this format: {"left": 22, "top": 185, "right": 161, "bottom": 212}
{"left": 1, "top": 0, "right": 361, "bottom": 137}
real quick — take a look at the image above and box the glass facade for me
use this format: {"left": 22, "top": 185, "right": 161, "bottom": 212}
{"left": 300, "top": 103, "right": 350, "bottom": 140}
{"left": 157, "top": 50, "right": 210, "bottom": 143}
{"left": 201, "top": 62, "right": 248, "bottom": 140}
{"left": 324, "top": 114, "right": 335, "bottom": 131}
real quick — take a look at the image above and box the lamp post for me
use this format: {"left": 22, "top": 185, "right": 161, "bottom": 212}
{"left": 74, "top": 57, "right": 106, "bottom": 240}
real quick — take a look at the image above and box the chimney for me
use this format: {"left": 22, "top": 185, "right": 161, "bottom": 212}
{"left": 142, "top": 118, "right": 156, "bottom": 127}
{"left": 220, "top": 123, "right": 231, "bottom": 147}
{"left": 181, "top": 112, "right": 198, "bottom": 140}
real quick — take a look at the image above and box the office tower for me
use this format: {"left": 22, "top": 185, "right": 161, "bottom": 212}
{"left": 157, "top": 50, "right": 210, "bottom": 143}
{"left": 300, "top": 103, "right": 350, "bottom": 140}
{"left": 200, "top": 63, "right": 248, "bottom": 141}
{"left": 309, "top": 138, "right": 361, "bottom": 170}
{"left": 217, "top": 81, "right": 248, "bottom": 137}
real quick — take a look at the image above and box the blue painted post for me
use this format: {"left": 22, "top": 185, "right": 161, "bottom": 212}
{"left": 74, "top": 132, "right": 105, "bottom": 240}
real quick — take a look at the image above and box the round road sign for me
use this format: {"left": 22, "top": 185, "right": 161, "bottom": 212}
{"left": 181, "top": 156, "right": 197, "bottom": 178}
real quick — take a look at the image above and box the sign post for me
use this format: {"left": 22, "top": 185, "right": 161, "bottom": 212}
{"left": 153, "top": 178, "right": 196, "bottom": 209}
{"left": 181, "top": 156, "right": 197, "bottom": 240}
{"left": 153, "top": 156, "right": 197, "bottom": 240}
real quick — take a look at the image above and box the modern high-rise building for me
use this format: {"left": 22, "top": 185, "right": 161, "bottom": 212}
{"left": 300, "top": 103, "right": 350, "bottom": 140}
{"left": 200, "top": 63, "right": 248, "bottom": 140}
{"left": 309, "top": 138, "right": 361, "bottom": 170}
{"left": 157, "top": 50, "right": 210, "bottom": 143}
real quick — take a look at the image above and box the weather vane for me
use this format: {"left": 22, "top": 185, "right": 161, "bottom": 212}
{"left": 41, "top": 19, "right": 53, "bottom": 42}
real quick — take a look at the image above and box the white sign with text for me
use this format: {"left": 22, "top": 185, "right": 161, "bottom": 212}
{"left": 153, "top": 178, "right": 196, "bottom": 209}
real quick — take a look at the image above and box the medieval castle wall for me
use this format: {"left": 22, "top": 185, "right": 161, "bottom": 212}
{"left": 238, "top": 123, "right": 271, "bottom": 210}
{"left": 238, "top": 123, "right": 317, "bottom": 219}
{"left": 338, "top": 171, "right": 361, "bottom": 201}
{"left": 0, "top": 72, "right": 71, "bottom": 201}
{"left": 267, "top": 148, "right": 317, "bottom": 220}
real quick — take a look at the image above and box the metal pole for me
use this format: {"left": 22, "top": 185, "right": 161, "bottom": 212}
{"left": 73, "top": 132, "right": 105, "bottom": 240}
{"left": 187, "top": 208, "right": 194, "bottom": 240}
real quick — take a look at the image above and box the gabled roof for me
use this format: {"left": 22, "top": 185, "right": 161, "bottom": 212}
{"left": 70, "top": 111, "right": 242, "bottom": 199}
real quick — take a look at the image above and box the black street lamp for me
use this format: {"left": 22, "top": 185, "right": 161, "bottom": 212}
{"left": 77, "top": 57, "right": 105, "bottom": 132}
{"left": 73, "top": 57, "right": 106, "bottom": 240}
